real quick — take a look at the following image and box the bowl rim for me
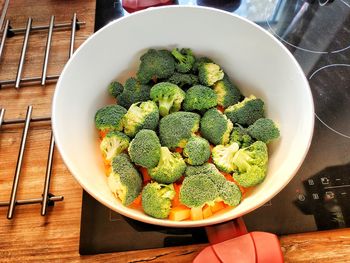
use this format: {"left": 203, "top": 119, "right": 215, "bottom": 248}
{"left": 52, "top": 5, "right": 315, "bottom": 227}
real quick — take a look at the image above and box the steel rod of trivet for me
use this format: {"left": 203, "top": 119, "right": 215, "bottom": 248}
{"left": 41, "top": 16, "right": 55, "bottom": 86}
{"left": 41, "top": 132, "right": 55, "bottom": 216}
{"left": 0, "top": 19, "right": 9, "bottom": 61}
{"left": 0, "top": 108, "right": 5, "bottom": 128}
{"left": 7, "top": 105, "right": 33, "bottom": 219}
{"left": 1, "top": 115, "right": 50, "bottom": 125}
{"left": 0, "top": 195, "right": 63, "bottom": 206}
{"left": 9, "top": 21, "right": 85, "bottom": 34}
{"left": 69, "top": 13, "right": 77, "bottom": 58}
{"left": 0, "top": 74, "right": 60, "bottom": 87}
{"left": 15, "top": 17, "right": 32, "bottom": 89}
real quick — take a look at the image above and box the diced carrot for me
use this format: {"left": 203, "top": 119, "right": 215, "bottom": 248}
{"left": 210, "top": 201, "right": 225, "bottom": 213}
{"left": 217, "top": 105, "right": 225, "bottom": 113}
{"left": 139, "top": 167, "right": 152, "bottom": 184}
{"left": 190, "top": 207, "right": 204, "bottom": 220}
{"left": 169, "top": 205, "right": 191, "bottom": 221}
{"left": 99, "top": 130, "right": 109, "bottom": 139}
{"left": 202, "top": 205, "right": 213, "bottom": 219}
{"left": 129, "top": 193, "right": 142, "bottom": 209}
{"left": 172, "top": 183, "right": 182, "bottom": 207}
{"left": 175, "top": 147, "right": 183, "bottom": 154}
{"left": 220, "top": 171, "right": 235, "bottom": 183}
{"left": 104, "top": 164, "right": 112, "bottom": 175}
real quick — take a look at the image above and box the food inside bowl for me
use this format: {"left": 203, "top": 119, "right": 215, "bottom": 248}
{"left": 94, "top": 47, "right": 280, "bottom": 221}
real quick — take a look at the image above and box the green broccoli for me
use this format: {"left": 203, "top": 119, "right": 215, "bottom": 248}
{"left": 224, "top": 95, "right": 265, "bottom": 126}
{"left": 171, "top": 48, "right": 196, "bottom": 73}
{"left": 167, "top": 72, "right": 199, "bottom": 88}
{"left": 108, "top": 153, "right": 142, "bottom": 206}
{"left": 198, "top": 62, "right": 224, "bottom": 86}
{"left": 247, "top": 118, "right": 280, "bottom": 143}
{"left": 183, "top": 136, "right": 211, "bottom": 165}
{"left": 128, "top": 129, "right": 161, "bottom": 169}
{"left": 148, "top": 147, "right": 186, "bottom": 184}
{"left": 136, "top": 49, "right": 175, "bottom": 84}
{"left": 159, "top": 111, "right": 201, "bottom": 149}
{"left": 142, "top": 182, "right": 175, "bottom": 219}
{"left": 95, "top": 104, "right": 127, "bottom": 132}
{"left": 192, "top": 57, "right": 213, "bottom": 73}
{"left": 219, "top": 181, "right": 242, "bottom": 207}
{"left": 183, "top": 85, "right": 218, "bottom": 111}
{"left": 200, "top": 108, "right": 233, "bottom": 145}
{"left": 185, "top": 163, "right": 221, "bottom": 177}
{"left": 116, "top": 77, "right": 151, "bottom": 109}
{"left": 213, "top": 75, "right": 242, "bottom": 108}
{"left": 150, "top": 82, "right": 186, "bottom": 117}
{"left": 230, "top": 125, "right": 254, "bottom": 148}
{"left": 179, "top": 174, "right": 219, "bottom": 208}
{"left": 123, "top": 101, "right": 159, "bottom": 137}
{"left": 211, "top": 142, "right": 240, "bottom": 173}
{"left": 184, "top": 163, "right": 242, "bottom": 207}
{"left": 108, "top": 81, "right": 124, "bottom": 98}
{"left": 232, "top": 141, "right": 268, "bottom": 187}
{"left": 100, "top": 131, "right": 130, "bottom": 163}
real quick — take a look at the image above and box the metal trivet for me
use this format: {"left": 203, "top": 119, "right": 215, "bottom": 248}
{"left": 0, "top": 13, "right": 85, "bottom": 219}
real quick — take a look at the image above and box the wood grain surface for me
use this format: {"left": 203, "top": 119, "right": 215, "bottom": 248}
{"left": 1, "top": 1, "right": 350, "bottom": 262}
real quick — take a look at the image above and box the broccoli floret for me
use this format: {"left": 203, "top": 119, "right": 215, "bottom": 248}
{"left": 136, "top": 49, "right": 175, "bottom": 84}
{"left": 213, "top": 75, "right": 242, "bottom": 108}
{"left": 200, "top": 108, "right": 233, "bottom": 145}
{"left": 108, "top": 81, "right": 124, "bottom": 98}
{"left": 100, "top": 131, "right": 130, "bottom": 163}
{"left": 167, "top": 72, "right": 199, "bottom": 88}
{"left": 171, "top": 48, "right": 196, "bottom": 73}
{"left": 185, "top": 163, "right": 217, "bottom": 177}
{"left": 108, "top": 153, "right": 142, "bottom": 206}
{"left": 142, "top": 182, "right": 175, "bottom": 219}
{"left": 183, "top": 136, "right": 211, "bottom": 165}
{"left": 230, "top": 125, "right": 254, "bottom": 148}
{"left": 192, "top": 57, "right": 213, "bottom": 73}
{"left": 128, "top": 129, "right": 161, "bottom": 169}
{"left": 148, "top": 147, "right": 186, "bottom": 184}
{"left": 123, "top": 101, "right": 159, "bottom": 137}
{"left": 159, "top": 111, "right": 200, "bottom": 149}
{"left": 183, "top": 85, "right": 218, "bottom": 111}
{"left": 116, "top": 77, "right": 152, "bottom": 109}
{"left": 179, "top": 174, "right": 219, "bottom": 208}
{"left": 219, "top": 181, "right": 242, "bottom": 207}
{"left": 247, "top": 118, "right": 280, "bottom": 143}
{"left": 232, "top": 141, "right": 268, "bottom": 187}
{"left": 95, "top": 104, "right": 127, "bottom": 132}
{"left": 212, "top": 142, "right": 240, "bottom": 173}
{"left": 184, "top": 163, "right": 241, "bottom": 207}
{"left": 150, "top": 82, "right": 186, "bottom": 117}
{"left": 224, "top": 95, "right": 265, "bottom": 126}
{"left": 198, "top": 62, "right": 224, "bottom": 86}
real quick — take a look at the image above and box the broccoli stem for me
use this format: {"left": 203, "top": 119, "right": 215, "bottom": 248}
{"left": 158, "top": 99, "right": 174, "bottom": 117}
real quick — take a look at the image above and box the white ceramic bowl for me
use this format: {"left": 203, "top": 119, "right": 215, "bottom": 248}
{"left": 52, "top": 6, "right": 314, "bottom": 227}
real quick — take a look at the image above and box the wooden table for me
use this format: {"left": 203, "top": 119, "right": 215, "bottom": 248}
{"left": 1, "top": 1, "right": 350, "bottom": 262}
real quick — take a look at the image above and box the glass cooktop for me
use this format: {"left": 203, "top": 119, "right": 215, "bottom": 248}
{"left": 80, "top": 0, "right": 350, "bottom": 254}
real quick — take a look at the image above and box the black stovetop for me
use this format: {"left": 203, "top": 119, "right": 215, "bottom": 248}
{"left": 80, "top": 0, "right": 350, "bottom": 254}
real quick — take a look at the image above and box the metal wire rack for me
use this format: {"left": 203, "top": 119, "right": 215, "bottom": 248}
{"left": 0, "top": 13, "right": 85, "bottom": 219}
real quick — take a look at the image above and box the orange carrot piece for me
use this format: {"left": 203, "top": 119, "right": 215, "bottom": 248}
{"left": 217, "top": 105, "right": 225, "bottom": 113}
{"left": 175, "top": 147, "right": 183, "bottom": 154}
{"left": 202, "top": 205, "right": 213, "bottom": 219}
{"left": 210, "top": 201, "right": 225, "bottom": 213}
{"left": 169, "top": 205, "right": 191, "bottom": 221}
{"left": 99, "top": 130, "right": 108, "bottom": 139}
{"left": 139, "top": 167, "right": 152, "bottom": 184}
{"left": 172, "top": 183, "right": 182, "bottom": 207}
{"left": 190, "top": 207, "right": 204, "bottom": 220}
{"left": 128, "top": 193, "right": 142, "bottom": 209}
